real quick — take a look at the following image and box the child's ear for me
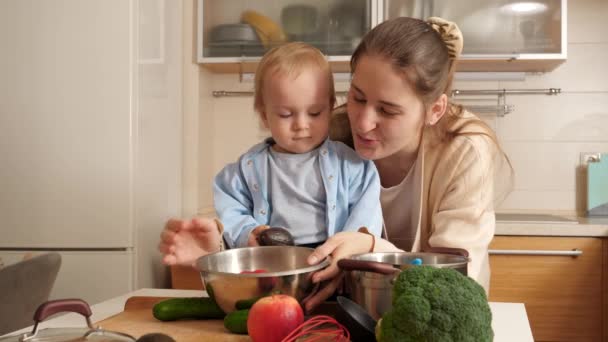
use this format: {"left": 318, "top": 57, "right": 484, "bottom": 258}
{"left": 426, "top": 94, "right": 447, "bottom": 126}
{"left": 259, "top": 110, "right": 270, "bottom": 129}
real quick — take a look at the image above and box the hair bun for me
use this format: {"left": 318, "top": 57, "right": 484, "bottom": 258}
{"left": 426, "top": 17, "right": 463, "bottom": 59}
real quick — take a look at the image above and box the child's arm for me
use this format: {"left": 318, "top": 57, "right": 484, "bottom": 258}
{"left": 342, "top": 159, "right": 383, "bottom": 236}
{"left": 213, "top": 162, "right": 265, "bottom": 248}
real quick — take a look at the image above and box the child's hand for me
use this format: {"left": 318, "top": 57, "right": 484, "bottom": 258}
{"left": 158, "top": 217, "right": 222, "bottom": 266}
{"left": 247, "top": 225, "right": 270, "bottom": 247}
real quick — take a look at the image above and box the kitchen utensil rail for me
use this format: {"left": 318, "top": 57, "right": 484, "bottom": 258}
{"left": 452, "top": 88, "right": 561, "bottom": 96}
{"left": 212, "top": 92, "right": 514, "bottom": 115}
{"left": 212, "top": 88, "right": 561, "bottom": 98}
{"left": 212, "top": 88, "right": 560, "bottom": 117}
{"left": 212, "top": 90, "right": 349, "bottom": 97}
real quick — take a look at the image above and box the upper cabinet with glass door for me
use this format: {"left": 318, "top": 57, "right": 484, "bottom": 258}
{"left": 198, "top": 0, "right": 374, "bottom": 73}
{"left": 382, "top": 0, "right": 566, "bottom": 71}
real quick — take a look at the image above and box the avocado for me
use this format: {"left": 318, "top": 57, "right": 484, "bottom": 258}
{"left": 258, "top": 227, "right": 295, "bottom": 246}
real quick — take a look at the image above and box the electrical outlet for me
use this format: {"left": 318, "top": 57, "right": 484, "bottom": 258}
{"left": 580, "top": 152, "right": 601, "bottom": 166}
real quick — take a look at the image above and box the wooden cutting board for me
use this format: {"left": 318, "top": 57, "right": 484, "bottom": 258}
{"left": 96, "top": 296, "right": 250, "bottom": 341}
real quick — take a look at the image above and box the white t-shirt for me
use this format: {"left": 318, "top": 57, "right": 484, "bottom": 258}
{"left": 380, "top": 161, "right": 417, "bottom": 251}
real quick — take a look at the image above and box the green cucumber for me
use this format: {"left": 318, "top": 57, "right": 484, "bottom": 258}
{"left": 152, "top": 297, "right": 225, "bottom": 321}
{"left": 235, "top": 295, "right": 263, "bottom": 310}
{"left": 224, "top": 309, "right": 249, "bottom": 334}
{"left": 235, "top": 290, "right": 282, "bottom": 310}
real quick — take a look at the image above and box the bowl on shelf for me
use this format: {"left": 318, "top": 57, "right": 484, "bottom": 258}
{"left": 209, "top": 23, "right": 260, "bottom": 43}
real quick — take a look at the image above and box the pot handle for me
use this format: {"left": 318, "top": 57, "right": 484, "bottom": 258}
{"left": 21, "top": 299, "right": 96, "bottom": 341}
{"left": 337, "top": 259, "right": 400, "bottom": 275}
{"left": 424, "top": 247, "right": 470, "bottom": 259}
{"left": 33, "top": 298, "right": 92, "bottom": 323}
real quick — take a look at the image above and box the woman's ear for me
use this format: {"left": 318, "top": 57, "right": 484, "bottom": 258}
{"left": 426, "top": 94, "right": 448, "bottom": 125}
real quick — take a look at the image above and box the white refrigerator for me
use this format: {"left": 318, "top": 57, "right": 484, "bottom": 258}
{"left": 0, "top": 0, "right": 183, "bottom": 305}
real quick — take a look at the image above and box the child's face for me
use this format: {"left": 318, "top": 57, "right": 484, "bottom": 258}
{"left": 260, "top": 67, "right": 331, "bottom": 154}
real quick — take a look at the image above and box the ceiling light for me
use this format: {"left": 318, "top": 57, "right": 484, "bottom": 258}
{"left": 500, "top": 2, "right": 548, "bottom": 14}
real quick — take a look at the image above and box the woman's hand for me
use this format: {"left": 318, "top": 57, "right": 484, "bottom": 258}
{"left": 158, "top": 217, "right": 222, "bottom": 267}
{"left": 303, "top": 232, "right": 374, "bottom": 311}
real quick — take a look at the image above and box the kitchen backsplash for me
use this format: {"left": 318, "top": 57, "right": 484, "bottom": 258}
{"left": 194, "top": 0, "right": 608, "bottom": 215}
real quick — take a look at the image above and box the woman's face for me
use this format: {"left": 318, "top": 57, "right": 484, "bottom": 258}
{"left": 347, "top": 55, "right": 428, "bottom": 161}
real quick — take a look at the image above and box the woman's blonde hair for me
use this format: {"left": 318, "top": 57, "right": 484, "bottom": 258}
{"left": 254, "top": 42, "right": 336, "bottom": 114}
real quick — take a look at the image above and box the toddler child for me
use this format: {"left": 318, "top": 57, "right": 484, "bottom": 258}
{"left": 215, "top": 42, "right": 383, "bottom": 248}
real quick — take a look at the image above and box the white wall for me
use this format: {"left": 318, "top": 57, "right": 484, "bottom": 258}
{"left": 135, "top": 0, "right": 184, "bottom": 290}
{"left": 491, "top": 0, "right": 608, "bottom": 213}
{"left": 194, "top": 0, "right": 608, "bottom": 215}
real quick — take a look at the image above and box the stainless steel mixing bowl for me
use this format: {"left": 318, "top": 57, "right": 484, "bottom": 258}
{"left": 195, "top": 246, "right": 329, "bottom": 313}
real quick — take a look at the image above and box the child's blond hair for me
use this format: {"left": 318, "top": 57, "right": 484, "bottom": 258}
{"left": 254, "top": 42, "right": 336, "bottom": 114}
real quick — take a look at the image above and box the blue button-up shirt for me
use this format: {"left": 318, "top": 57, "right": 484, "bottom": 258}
{"left": 214, "top": 138, "right": 383, "bottom": 248}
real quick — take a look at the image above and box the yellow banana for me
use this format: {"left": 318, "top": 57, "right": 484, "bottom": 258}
{"left": 241, "top": 10, "right": 287, "bottom": 47}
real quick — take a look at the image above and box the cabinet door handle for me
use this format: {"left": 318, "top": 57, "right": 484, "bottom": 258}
{"left": 460, "top": 54, "right": 520, "bottom": 60}
{"left": 489, "top": 249, "right": 582, "bottom": 257}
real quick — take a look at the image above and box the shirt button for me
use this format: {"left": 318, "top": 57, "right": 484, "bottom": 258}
{"left": 332, "top": 204, "right": 336, "bottom": 210}
{"left": 247, "top": 160, "right": 253, "bottom": 166}
{"left": 328, "top": 175, "right": 334, "bottom": 181}
{"left": 321, "top": 150, "right": 328, "bottom": 155}
{"left": 252, "top": 184, "right": 259, "bottom": 191}
{"left": 260, "top": 209, "right": 266, "bottom": 215}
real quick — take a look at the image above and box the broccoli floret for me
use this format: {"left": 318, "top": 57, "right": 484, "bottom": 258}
{"left": 376, "top": 266, "right": 493, "bottom": 342}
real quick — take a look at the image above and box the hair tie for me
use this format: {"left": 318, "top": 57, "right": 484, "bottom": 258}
{"left": 426, "top": 17, "right": 463, "bottom": 60}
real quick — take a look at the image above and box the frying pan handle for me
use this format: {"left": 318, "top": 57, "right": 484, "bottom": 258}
{"left": 337, "top": 259, "right": 400, "bottom": 275}
{"left": 33, "top": 298, "right": 92, "bottom": 322}
{"left": 424, "top": 247, "right": 470, "bottom": 258}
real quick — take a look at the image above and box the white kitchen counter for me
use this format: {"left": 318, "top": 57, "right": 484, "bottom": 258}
{"left": 3, "top": 288, "right": 534, "bottom": 342}
{"left": 496, "top": 213, "right": 608, "bottom": 237}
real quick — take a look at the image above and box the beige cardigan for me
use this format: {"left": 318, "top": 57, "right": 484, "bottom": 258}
{"left": 331, "top": 108, "right": 509, "bottom": 292}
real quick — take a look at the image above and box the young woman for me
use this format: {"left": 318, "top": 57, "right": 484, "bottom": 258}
{"left": 303, "top": 17, "right": 513, "bottom": 310}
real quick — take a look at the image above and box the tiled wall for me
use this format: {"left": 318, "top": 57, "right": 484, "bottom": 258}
{"left": 490, "top": 0, "right": 608, "bottom": 213}
{"left": 197, "top": 0, "right": 608, "bottom": 214}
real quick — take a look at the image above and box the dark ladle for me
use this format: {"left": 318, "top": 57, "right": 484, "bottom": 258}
{"left": 335, "top": 296, "right": 377, "bottom": 342}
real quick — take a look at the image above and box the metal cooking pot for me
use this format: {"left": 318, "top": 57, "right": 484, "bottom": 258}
{"left": 338, "top": 247, "right": 469, "bottom": 320}
{"left": 0, "top": 299, "right": 136, "bottom": 342}
{"left": 196, "top": 246, "right": 329, "bottom": 313}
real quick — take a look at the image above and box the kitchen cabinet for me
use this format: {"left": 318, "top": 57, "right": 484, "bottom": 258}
{"left": 383, "top": 0, "right": 567, "bottom": 72}
{"left": 197, "top": 0, "right": 374, "bottom": 73}
{"left": 198, "top": 0, "right": 566, "bottom": 73}
{"left": 171, "top": 265, "right": 204, "bottom": 290}
{"left": 0, "top": 0, "right": 135, "bottom": 305}
{"left": 0, "top": 0, "right": 182, "bottom": 303}
{"left": 488, "top": 236, "right": 606, "bottom": 342}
